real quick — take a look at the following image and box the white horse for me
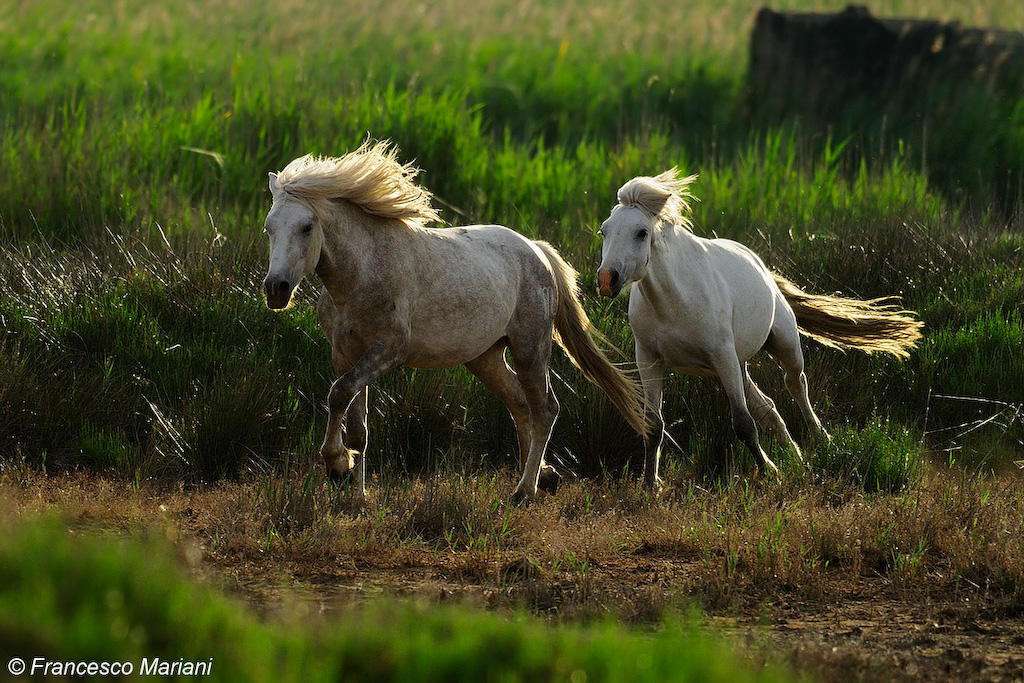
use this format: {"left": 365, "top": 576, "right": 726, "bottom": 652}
{"left": 262, "top": 141, "right": 647, "bottom": 501}
{"left": 596, "top": 170, "right": 923, "bottom": 490}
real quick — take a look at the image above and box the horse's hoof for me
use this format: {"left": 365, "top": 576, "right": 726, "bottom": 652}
{"left": 510, "top": 488, "right": 534, "bottom": 507}
{"left": 643, "top": 477, "right": 663, "bottom": 496}
{"left": 537, "top": 467, "right": 561, "bottom": 495}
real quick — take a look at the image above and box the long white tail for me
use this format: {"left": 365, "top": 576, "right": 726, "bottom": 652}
{"left": 534, "top": 241, "right": 650, "bottom": 436}
{"left": 773, "top": 273, "right": 923, "bottom": 358}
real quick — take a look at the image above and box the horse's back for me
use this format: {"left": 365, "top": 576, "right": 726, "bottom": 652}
{"left": 425, "top": 224, "right": 547, "bottom": 262}
{"left": 402, "top": 224, "right": 558, "bottom": 367}
{"left": 419, "top": 224, "right": 557, "bottom": 294}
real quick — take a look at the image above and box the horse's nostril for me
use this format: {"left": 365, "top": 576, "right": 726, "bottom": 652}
{"left": 264, "top": 279, "right": 290, "bottom": 301}
{"left": 597, "top": 267, "right": 618, "bottom": 297}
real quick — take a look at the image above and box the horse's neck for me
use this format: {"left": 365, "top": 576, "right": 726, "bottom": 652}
{"left": 316, "top": 206, "right": 402, "bottom": 294}
{"left": 638, "top": 223, "right": 706, "bottom": 308}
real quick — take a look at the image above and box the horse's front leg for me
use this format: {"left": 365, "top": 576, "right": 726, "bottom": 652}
{"left": 637, "top": 346, "right": 666, "bottom": 493}
{"left": 712, "top": 352, "right": 778, "bottom": 477}
{"left": 321, "top": 341, "right": 401, "bottom": 496}
{"left": 321, "top": 387, "right": 369, "bottom": 488}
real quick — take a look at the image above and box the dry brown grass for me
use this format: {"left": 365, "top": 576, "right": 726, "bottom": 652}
{"left": 4, "top": 462, "right": 1024, "bottom": 679}
{"left": 4, "top": 463, "right": 1022, "bottom": 614}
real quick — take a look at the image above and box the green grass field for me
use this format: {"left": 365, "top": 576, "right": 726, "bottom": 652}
{"left": 2, "top": 0, "right": 1024, "bottom": 678}
{"left": 2, "top": 0, "right": 1021, "bottom": 479}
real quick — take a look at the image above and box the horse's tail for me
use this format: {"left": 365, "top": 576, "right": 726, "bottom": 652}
{"left": 772, "top": 273, "right": 923, "bottom": 358}
{"left": 534, "top": 241, "right": 650, "bottom": 437}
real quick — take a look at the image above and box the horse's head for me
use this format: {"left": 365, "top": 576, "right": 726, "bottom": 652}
{"left": 597, "top": 170, "right": 697, "bottom": 298}
{"left": 262, "top": 173, "right": 324, "bottom": 310}
{"left": 596, "top": 204, "right": 654, "bottom": 298}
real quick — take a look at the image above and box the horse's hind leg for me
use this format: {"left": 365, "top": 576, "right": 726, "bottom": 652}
{"left": 465, "top": 342, "right": 559, "bottom": 494}
{"left": 711, "top": 351, "right": 778, "bottom": 476}
{"left": 507, "top": 338, "right": 560, "bottom": 502}
{"left": 742, "top": 367, "right": 801, "bottom": 462}
{"left": 765, "top": 319, "right": 828, "bottom": 441}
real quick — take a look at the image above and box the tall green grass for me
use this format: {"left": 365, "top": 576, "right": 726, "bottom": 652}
{"left": 1, "top": 0, "right": 1023, "bottom": 481}
{"left": 4, "top": 1, "right": 1019, "bottom": 242}
{"left": 0, "top": 239, "right": 326, "bottom": 480}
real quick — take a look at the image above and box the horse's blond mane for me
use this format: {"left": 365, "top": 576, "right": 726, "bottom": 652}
{"left": 616, "top": 169, "right": 698, "bottom": 231}
{"left": 273, "top": 140, "right": 441, "bottom": 228}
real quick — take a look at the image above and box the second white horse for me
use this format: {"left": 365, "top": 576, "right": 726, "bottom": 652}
{"left": 597, "top": 170, "right": 923, "bottom": 490}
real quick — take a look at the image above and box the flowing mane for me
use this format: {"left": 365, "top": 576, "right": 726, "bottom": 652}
{"left": 273, "top": 140, "right": 441, "bottom": 228}
{"left": 615, "top": 169, "right": 698, "bottom": 232}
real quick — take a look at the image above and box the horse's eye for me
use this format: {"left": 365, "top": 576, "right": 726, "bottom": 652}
{"left": 637, "top": 229, "right": 648, "bottom": 240}
{"left": 301, "top": 223, "right": 313, "bottom": 235}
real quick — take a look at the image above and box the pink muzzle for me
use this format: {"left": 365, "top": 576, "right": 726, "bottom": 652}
{"left": 597, "top": 267, "right": 615, "bottom": 297}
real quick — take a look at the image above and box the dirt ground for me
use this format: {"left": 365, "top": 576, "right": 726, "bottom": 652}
{"left": 206, "top": 542, "right": 1024, "bottom": 683}
{"left": 7, "top": 471, "right": 1024, "bottom": 682}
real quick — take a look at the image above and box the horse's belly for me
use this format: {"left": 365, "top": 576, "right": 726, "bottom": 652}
{"left": 403, "top": 321, "right": 508, "bottom": 369}
{"left": 660, "top": 338, "right": 717, "bottom": 376}
{"left": 655, "top": 324, "right": 767, "bottom": 376}
{"left": 404, "top": 343, "right": 494, "bottom": 369}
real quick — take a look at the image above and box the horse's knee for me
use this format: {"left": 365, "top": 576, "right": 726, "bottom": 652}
{"left": 327, "top": 380, "right": 355, "bottom": 413}
{"left": 647, "top": 407, "right": 665, "bottom": 433}
{"left": 749, "top": 395, "right": 776, "bottom": 423}
{"left": 644, "top": 412, "right": 665, "bottom": 449}
{"left": 784, "top": 370, "right": 809, "bottom": 396}
{"left": 538, "top": 389, "right": 559, "bottom": 427}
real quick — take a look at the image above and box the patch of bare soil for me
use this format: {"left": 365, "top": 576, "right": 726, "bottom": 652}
{"left": 207, "top": 541, "right": 1024, "bottom": 682}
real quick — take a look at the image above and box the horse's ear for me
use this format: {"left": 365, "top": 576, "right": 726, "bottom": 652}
{"left": 268, "top": 172, "right": 279, "bottom": 195}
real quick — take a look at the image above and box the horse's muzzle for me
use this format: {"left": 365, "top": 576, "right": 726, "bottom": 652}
{"left": 263, "top": 277, "right": 292, "bottom": 310}
{"left": 597, "top": 267, "right": 620, "bottom": 298}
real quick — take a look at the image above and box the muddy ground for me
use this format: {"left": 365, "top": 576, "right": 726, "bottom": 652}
{"left": 207, "top": 530, "right": 1024, "bottom": 682}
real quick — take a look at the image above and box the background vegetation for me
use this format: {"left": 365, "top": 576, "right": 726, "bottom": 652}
{"left": 2, "top": 0, "right": 1021, "bottom": 483}
{"left": 1, "top": 0, "right": 1023, "bottom": 678}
